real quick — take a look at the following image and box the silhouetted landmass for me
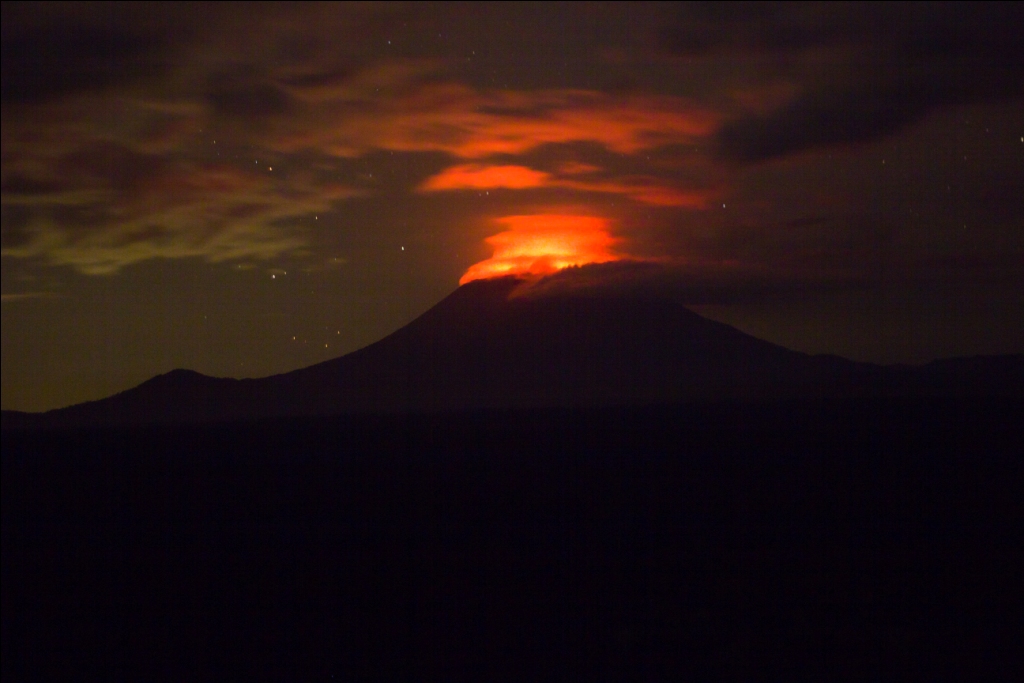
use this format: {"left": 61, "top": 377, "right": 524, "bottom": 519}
{"left": 3, "top": 276, "right": 1021, "bottom": 429}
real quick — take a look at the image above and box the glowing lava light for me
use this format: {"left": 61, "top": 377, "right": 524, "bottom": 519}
{"left": 460, "top": 214, "right": 620, "bottom": 285}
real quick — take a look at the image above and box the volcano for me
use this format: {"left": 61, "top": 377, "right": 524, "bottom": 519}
{"left": 4, "top": 276, "right": 1021, "bottom": 427}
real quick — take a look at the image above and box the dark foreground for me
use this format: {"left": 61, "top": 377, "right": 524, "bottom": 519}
{"left": 3, "top": 399, "right": 1021, "bottom": 682}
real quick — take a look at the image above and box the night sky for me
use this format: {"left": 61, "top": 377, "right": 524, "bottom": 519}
{"left": 2, "top": 2, "right": 1022, "bottom": 412}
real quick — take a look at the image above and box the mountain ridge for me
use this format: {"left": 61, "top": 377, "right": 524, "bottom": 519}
{"left": 4, "top": 276, "right": 1022, "bottom": 428}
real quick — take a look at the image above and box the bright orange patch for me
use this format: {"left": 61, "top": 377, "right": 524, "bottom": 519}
{"left": 418, "top": 164, "right": 550, "bottom": 191}
{"left": 460, "top": 214, "right": 621, "bottom": 285}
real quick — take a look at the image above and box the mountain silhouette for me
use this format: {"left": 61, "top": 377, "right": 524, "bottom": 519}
{"left": 4, "top": 276, "right": 1021, "bottom": 427}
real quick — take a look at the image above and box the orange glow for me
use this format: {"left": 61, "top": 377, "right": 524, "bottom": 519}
{"left": 418, "top": 164, "right": 550, "bottom": 191}
{"left": 460, "top": 214, "right": 621, "bottom": 284}
{"left": 419, "top": 163, "right": 716, "bottom": 207}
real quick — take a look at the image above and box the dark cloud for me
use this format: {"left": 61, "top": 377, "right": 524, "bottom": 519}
{"left": 664, "top": 2, "right": 1024, "bottom": 162}
{"left": 513, "top": 245, "right": 1024, "bottom": 308}
{"left": 716, "top": 79, "right": 934, "bottom": 163}
{"left": 57, "top": 142, "right": 166, "bottom": 195}
{"left": 206, "top": 74, "right": 293, "bottom": 121}
{"left": 510, "top": 260, "right": 842, "bottom": 307}
{"left": 665, "top": 3, "right": 1023, "bottom": 66}
{"left": 0, "top": 7, "right": 168, "bottom": 104}
{"left": 0, "top": 174, "right": 66, "bottom": 197}
{"left": 0, "top": 205, "right": 31, "bottom": 249}
{"left": 662, "top": 2, "right": 870, "bottom": 56}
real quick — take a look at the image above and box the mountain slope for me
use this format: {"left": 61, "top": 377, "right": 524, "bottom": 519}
{"left": 4, "top": 276, "right": 1021, "bottom": 427}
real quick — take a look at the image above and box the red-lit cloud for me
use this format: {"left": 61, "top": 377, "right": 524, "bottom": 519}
{"left": 460, "top": 214, "right": 623, "bottom": 284}
{"left": 419, "top": 163, "right": 715, "bottom": 208}
{"left": 418, "top": 164, "right": 550, "bottom": 191}
{"left": 272, "top": 84, "right": 719, "bottom": 159}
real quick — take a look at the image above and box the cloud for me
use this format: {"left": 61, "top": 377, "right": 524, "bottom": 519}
{"left": 418, "top": 164, "right": 551, "bottom": 191}
{"left": 716, "top": 82, "right": 931, "bottom": 163}
{"left": 268, "top": 84, "right": 719, "bottom": 158}
{"left": 661, "top": 3, "right": 1024, "bottom": 162}
{"left": 508, "top": 259, "right": 844, "bottom": 306}
{"left": 0, "top": 3, "right": 731, "bottom": 276}
{"left": 1, "top": 145, "right": 361, "bottom": 274}
{"left": 2, "top": 33, "right": 721, "bottom": 274}
{"left": 419, "top": 163, "right": 716, "bottom": 207}
{"left": 11, "top": 3, "right": 1014, "bottom": 284}
{"left": 0, "top": 6, "right": 170, "bottom": 104}
{"left": 0, "top": 291, "right": 60, "bottom": 303}
{"left": 206, "top": 75, "right": 294, "bottom": 121}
